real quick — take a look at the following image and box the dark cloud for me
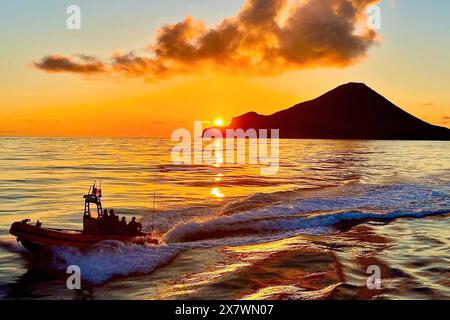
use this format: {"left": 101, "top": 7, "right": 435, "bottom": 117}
{"left": 34, "top": 54, "right": 105, "bottom": 74}
{"left": 35, "top": 0, "right": 380, "bottom": 80}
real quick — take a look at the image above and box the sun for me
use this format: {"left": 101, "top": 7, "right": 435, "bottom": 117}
{"left": 214, "top": 118, "right": 224, "bottom": 127}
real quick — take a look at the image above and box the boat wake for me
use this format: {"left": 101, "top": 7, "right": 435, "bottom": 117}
{"left": 4, "top": 181, "right": 449, "bottom": 285}
{"left": 163, "top": 182, "right": 450, "bottom": 243}
{"left": 50, "top": 241, "right": 185, "bottom": 284}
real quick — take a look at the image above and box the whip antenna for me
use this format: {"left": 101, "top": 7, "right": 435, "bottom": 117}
{"left": 152, "top": 192, "right": 156, "bottom": 233}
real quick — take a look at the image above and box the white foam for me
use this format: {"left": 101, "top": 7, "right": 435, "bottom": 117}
{"left": 164, "top": 183, "right": 450, "bottom": 243}
{"left": 51, "top": 241, "right": 185, "bottom": 284}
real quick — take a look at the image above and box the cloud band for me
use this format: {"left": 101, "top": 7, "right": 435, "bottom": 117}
{"left": 35, "top": 0, "right": 380, "bottom": 80}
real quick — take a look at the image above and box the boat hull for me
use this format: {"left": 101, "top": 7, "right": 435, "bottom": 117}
{"left": 10, "top": 221, "right": 158, "bottom": 253}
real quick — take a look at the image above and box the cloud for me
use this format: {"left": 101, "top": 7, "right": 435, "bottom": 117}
{"left": 34, "top": 54, "right": 105, "bottom": 74}
{"left": 35, "top": 0, "right": 380, "bottom": 80}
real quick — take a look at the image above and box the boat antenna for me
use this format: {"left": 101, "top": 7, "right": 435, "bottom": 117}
{"left": 152, "top": 192, "right": 156, "bottom": 233}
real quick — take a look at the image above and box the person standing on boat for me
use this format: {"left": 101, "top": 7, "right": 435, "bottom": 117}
{"left": 114, "top": 215, "right": 120, "bottom": 232}
{"left": 108, "top": 209, "right": 121, "bottom": 233}
{"left": 128, "top": 217, "right": 138, "bottom": 234}
{"left": 128, "top": 217, "right": 142, "bottom": 235}
{"left": 120, "top": 217, "right": 127, "bottom": 233}
{"left": 99, "top": 209, "right": 108, "bottom": 233}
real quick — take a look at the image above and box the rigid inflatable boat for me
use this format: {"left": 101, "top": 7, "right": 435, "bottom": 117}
{"left": 10, "top": 183, "right": 158, "bottom": 253}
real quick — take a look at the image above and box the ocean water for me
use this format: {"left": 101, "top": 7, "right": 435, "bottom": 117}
{"left": 0, "top": 137, "right": 449, "bottom": 300}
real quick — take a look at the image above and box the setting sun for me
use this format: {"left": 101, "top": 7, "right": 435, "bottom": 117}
{"left": 214, "top": 118, "right": 224, "bottom": 127}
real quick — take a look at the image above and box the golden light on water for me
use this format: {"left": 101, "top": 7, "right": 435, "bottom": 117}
{"left": 211, "top": 187, "right": 224, "bottom": 199}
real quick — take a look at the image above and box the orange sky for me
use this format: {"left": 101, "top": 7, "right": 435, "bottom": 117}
{"left": 1, "top": 0, "right": 449, "bottom": 137}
